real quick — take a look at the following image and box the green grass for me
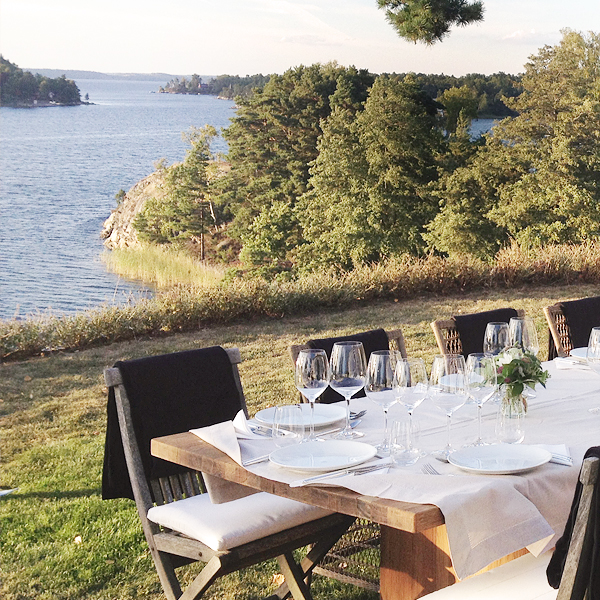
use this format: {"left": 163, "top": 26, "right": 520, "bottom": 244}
{"left": 103, "top": 244, "right": 225, "bottom": 288}
{"left": 2, "top": 283, "right": 600, "bottom": 599}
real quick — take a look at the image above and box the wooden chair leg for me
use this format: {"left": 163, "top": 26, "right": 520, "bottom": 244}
{"left": 150, "top": 550, "right": 183, "bottom": 600}
{"left": 179, "top": 556, "right": 225, "bottom": 600}
{"left": 277, "top": 552, "right": 313, "bottom": 600}
{"left": 272, "top": 517, "right": 355, "bottom": 599}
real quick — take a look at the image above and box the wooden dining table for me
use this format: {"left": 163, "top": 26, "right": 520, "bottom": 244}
{"left": 151, "top": 358, "right": 600, "bottom": 600}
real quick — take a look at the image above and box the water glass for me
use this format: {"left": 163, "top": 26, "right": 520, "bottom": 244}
{"left": 390, "top": 418, "right": 421, "bottom": 466}
{"left": 295, "top": 349, "right": 330, "bottom": 441}
{"left": 272, "top": 405, "right": 305, "bottom": 447}
{"left": 364, "top": 350, "right": 401, "bottom": 454}
{"left": 330, "top": 341, "right": 367, "bottom": 439}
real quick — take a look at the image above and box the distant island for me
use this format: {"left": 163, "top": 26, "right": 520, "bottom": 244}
{"left": 158, "top": 70, "right": 521, "bottom": 116}
{"left": 159, "top": 74, "right": 271, "bottom": 99}
{"left": 0, "top": 56, "right": 82, "bottom": 107}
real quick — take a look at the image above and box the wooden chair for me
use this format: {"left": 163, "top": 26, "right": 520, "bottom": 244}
{"left": 422, "top": 456, "right": 600, "bottom": 599}
{"left": 288, "top": 328, "right": 406, "bottom": 592}
{"left": 544, "top": 303, "right": 572, "bottom": 358}
{"left": 104, "top": 347, "right": 354, "bottom": 600}
{"left": 432, "top": 309, "right": 525, "bottom": 356}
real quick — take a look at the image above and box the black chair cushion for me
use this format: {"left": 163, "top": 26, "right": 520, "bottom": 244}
{"left": 561, "top": 296, "right": 600, "bottom": 350}
{"left": 307, "top": 329, "right": 389, "bottom": 404}
{"left": 102, "top": 346, "right": 242, "bottom": 500}
{"left": 453, "top": 308, "right": 518, "bottom": 358}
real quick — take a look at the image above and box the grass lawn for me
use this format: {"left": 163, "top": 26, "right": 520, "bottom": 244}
{"left": 2, "top": 283, "right": 598, "bottom": 599}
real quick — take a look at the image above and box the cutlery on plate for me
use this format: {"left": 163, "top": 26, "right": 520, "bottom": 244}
{"left": 350, "top": 410, "right": 367, "bottom": 420}
{"left": 290, "top": 461, "right": 390, "bottom": 487}
{"left": 242, "top": 454, "right": 271, "bottom": 466}
{"left": 316, "top": 420, "right": 361, "bottom": 438}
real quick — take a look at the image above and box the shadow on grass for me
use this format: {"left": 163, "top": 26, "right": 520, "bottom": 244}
{"left": 7, "top": 488, "right": 103, "bottom": 500}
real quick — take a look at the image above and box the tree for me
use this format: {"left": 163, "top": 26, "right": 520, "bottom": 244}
{"left": 216, "top": 63, "right": 375, "bottom": 267}
{"left": 425, "top": 30, "right": 600, "bottom": 257}
{"left": 437, "top": 85, "right": 479, "bottom": 133}
{"left": 135, "top": 126, "right": 220, "bottom": 257}
{"left": 295, "top": 75, "right": 445, "bottom": 271}
{"left": 377, "top": 0, "right": 484, "bottom": 44}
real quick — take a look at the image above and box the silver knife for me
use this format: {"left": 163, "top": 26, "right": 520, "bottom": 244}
{"left": 289, "top": 461, "right": 391, "bottom": 487}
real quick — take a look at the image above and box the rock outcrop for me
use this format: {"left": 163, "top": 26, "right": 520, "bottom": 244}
{"left": 101, "top": 171, "right": 166, "bottom": 249}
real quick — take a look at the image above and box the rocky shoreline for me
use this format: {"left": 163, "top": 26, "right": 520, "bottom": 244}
{"left": 101, "top": 171, "right": 166, "bottom": 248}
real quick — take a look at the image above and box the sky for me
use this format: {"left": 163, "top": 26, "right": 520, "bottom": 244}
{"left": 0, "top": 0, "right": 599, "bottom": 77}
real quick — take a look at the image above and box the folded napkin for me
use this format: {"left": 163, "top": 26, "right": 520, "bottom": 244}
{"left": 191, "top": 420, "right": 243, "bottom": 465}
{"left": 535, "top": 444, "right": 572, "bottom": 466}
{"left": 232, "top": 410, "right": 268, "bottom": 440}
{"left": 554, "top": 357, "right": 589, "bottom": 370}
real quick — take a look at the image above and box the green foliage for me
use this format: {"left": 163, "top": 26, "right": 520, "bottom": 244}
{"left": 217, "top": 63, "right": 376, "bottom": 267}
{"left": 0, "top": 56, "right": 80, "bottom": 106}
{"left": 134, "top": 126, "right": 219, "bottom": 247}
{"left": 377, "top": 0, "right": 484, "bottom": 44}
{"left": 437, "top": 85, "right": 479, "bottom": 133}
{"left": 426, "top": 30, "right": 600, "bottom": 257}
{"left": 295, "top": 75, "right": 444, "bottom": 271}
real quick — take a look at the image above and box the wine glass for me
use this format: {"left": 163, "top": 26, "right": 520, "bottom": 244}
{"left": 508, "top": 316, "right": 539, "bottom": 355}
{"left": 295, "top": 349, "right": 330, "bottom": 441}
{"left": 393, "top": 357, "right": 428, "bottom": 464}
{"left": 586, "top": 327, "right": 600, "bottom": 414}
{"left": 330, "top": 341, "right": 367, "bottom": 439}
{"left": 429, "top": 354, "right": 468, "bottom": 462}
{"left": 509, "top": 316, "right": 540, "bottom": 399}
{"left": 364, "top": 350, "right": 401, "bottom": 454}
{"left": 465, "top": 353, "right": 497, "bottom": 446}
{"left": 483, "top": 322, "right": 510, "bottom": 357}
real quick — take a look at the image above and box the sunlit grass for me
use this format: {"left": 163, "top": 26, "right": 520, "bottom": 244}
{"left": 4, "top": 242, "right": 600, "bottom": 362}
{"left": 103, "top": 244, "right": 225, "bottom": 288}
{"left": 2, "top": 284, "right": 600, "bottom": 599}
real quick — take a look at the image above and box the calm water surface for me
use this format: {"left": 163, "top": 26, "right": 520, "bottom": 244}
{"left": 0, "top": 80, "right": 235, "bottom": 320}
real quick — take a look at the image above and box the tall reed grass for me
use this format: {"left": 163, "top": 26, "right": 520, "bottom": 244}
{"left": 3, "top": 242, "right": 600, "bottom": 361}
{"left": 103, "top": 244, "right": 225, "bottom": 287}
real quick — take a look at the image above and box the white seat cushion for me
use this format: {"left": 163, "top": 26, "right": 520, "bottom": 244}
{"left": 147, "top": 491, "right": 333, "bottom": 551}
{"left": 423, "top": 551, "right": 557, "bottom": 600}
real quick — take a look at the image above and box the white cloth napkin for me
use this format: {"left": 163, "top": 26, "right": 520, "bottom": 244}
{"left": 232, "top": 410, "right": 267, "bottom": 439}
{"left": 554, "top": 357, "right": 589, "bottom": 370}
{"left": 190, "top": 421, "right": 243, "bottom": 465}
{"left": 535, "top": 444, "right": 572, "bottom": 466}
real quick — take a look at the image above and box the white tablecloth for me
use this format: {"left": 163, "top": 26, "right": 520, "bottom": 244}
{"left": 193, "top": 360, "right": 600, "bottom": 580}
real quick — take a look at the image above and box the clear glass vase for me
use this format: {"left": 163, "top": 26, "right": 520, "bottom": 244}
{"left": 495, "top": 388, "right": 526, "bottom": 444}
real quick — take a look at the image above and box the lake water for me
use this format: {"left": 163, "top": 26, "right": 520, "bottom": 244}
{"left": 0, "top": 79, "right": 495, "bottom": 322}
{"left": 0, "top": 80, "right": 235, "bottom": 320}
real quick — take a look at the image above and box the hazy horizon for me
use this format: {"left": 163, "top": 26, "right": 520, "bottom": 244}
{"left": 1, "top": 1, "right": 599, "bottom": 78}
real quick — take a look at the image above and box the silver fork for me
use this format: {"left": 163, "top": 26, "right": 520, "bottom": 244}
{"left": 421, "top": 463, "right": 441, "bottom": 475}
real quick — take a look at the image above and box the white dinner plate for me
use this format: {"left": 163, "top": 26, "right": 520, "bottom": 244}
{"left": 448, "top": 444, "right": 552, "bottom": 475}
{"left": 569, "top": 347, "right": 588, "bottom": 361}
{"left": 269, "top": 440, "right": 377, "bottom": 472}
{"left": 255, "top": 404, "right": 346, "bottom": 428}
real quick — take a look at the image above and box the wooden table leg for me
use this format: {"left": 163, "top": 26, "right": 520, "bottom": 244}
{"left": 380, "top": 524, "right": 457, "bottom": 600}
